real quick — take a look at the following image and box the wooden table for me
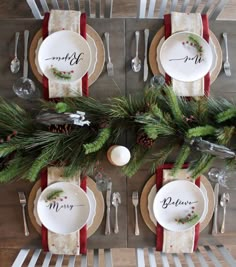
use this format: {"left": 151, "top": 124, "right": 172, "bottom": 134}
{"left": 0, "top": 18, "right": 236, "bottom": 250}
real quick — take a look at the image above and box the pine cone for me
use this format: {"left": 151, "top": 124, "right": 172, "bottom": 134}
{"left": 136, "top": 132, "right": 154, "bottom": 148}
{"left": 48, "top": 124, "right": 72, "bottom": 135}
{"left": 99, "top": 119, "right": 109, "bottom": 129}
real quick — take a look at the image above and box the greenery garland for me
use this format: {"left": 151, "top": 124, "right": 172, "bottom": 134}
{"left": 0, "top": 85, "right": 236, "bottom": 183}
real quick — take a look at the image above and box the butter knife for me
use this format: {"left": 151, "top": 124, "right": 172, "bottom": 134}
{"left": 143, "top": 29, "right": 149, "bottom": 82}
{"left": 105, "top": 180, "right": 112, "bottom": 235}
{"left": 212, "top": 183, "right": 219, "bottom": 235}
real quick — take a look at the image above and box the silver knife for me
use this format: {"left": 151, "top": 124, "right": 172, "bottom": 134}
{"left": 143, "top": 29, "right": 149, "bottom": 82}
{"left": 212, "top": 183, "right": 219, "bottom": 235}
{"left": 105, "top": 180, "right": 112, "bottom": 235}
{"left": 23, "top": 30, "right": 29, "bottom": 79}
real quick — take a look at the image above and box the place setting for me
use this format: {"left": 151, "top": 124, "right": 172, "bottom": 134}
{"left": 140, "top": 164, "right": 215, "bottom": 253}
{"left": 148, "top": 12, "right": 222, "bottom": 97}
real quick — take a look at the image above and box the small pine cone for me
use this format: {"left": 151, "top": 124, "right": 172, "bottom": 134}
{"left": 99, "top": 119, "right": 109, "bottom": 129}
{"left": 136, "top": 132, "right": 154, "bottom": 148}
{"left": 48, "top": 124, "right": 72, "bottom": 135}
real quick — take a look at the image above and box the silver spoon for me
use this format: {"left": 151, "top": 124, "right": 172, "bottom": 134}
{"left": 220, "top": 192, "right": 230, "bottom": 233}
{"left": 10, "top": 32, "right": 20, "bottom": 74}
{"left": 112, "top": 192, "right": 121, "bottom": 234}
{"left": 131, "top": 31, "right": 141, "bottom": 72}
{"left": 13, "top": 30, "right": 38, "bottom": 99}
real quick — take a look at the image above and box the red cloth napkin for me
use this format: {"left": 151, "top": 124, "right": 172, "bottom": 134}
{"left": 156, "top": 163, "right": 200, "bottom": 252}
{"left": 164, "top": 13, "right": 210, "bottom": 96}
{"left": 42, "top": 12, "right": 89, "bottom": 100}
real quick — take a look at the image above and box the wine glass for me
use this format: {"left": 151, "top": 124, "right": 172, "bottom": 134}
{"left": 94, "top": 171, "right": 110, "bottom": 192}
{"left": 208, "top": 167, "right": 236, "bottom": 189}
{"left": 149, "top": 74, "right": 165, "bottom": 88}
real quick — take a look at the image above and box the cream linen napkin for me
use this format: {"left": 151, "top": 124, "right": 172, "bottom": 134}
{"left": 48, "top": 10, "right": 82, "bottom": 98}
{"left": 162, "top": 169, "right": 197, "bottom": 253}
{"left": 46, "top": 167, "right": 82, "bottom": 255}
{"left": 171, "top": 12, "right": 205, "bottom": 97}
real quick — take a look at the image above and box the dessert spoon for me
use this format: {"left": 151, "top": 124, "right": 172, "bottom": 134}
{"left": 10, "top": 32, "right": 20, "bottom": 74}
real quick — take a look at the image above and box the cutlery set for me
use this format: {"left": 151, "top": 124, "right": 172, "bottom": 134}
{"left": 131, "top": 29, "right": 149, "bottom": 81}
{"left": 212, "top": 183, "right": 230, "bottom": 235}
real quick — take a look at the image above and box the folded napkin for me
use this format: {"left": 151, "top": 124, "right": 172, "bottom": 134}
{"left": 156, "top": 164, "right": 200, "bottom": 253}
{"left": 164, "top": 12, "right": 210, "bottom": 97}
{"left": 41, "top": 167, "right": 87, "bottom": 255}
{"left": 42, "top": 10, "right": 88, "bottom": 99}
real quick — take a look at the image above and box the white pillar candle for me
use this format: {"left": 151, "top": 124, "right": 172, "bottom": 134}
{"left": 107, "top": 145, "right": 131, "bottom": 166}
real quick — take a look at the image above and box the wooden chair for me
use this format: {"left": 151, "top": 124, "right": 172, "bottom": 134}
{"left": 12, "top": 248, "right": 113, "bottom": 266}
{"left": 137, "top": 0, "right": 229, "bottom": 20}
{"left": 135, "top": 245, "right": 236, "bottom": 266}
{"left": 26, "top": 0, "right": 113, "bottom": 19}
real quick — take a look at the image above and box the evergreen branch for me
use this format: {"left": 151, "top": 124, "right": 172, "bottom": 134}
{"left": 0, "top": 142, "right": 19, "bottom": 157}
{"left": 216, "top": 126, "right": 235, "bottom": 145}
{"left": 189, "top": 154, "right": 214, "bottom": 178}
{"left": 216, "top": 108, "right": 236, "bottom": 123}
{"left": 171, "top": 144, "right": 191, "bottom": 176}
{"left": 187, "top": 125, "right": 216, "bottom": 138}
{"left": 83, "top": 128, "right": 111, "bottom": 154}
{"left": 122, "top": 146, "right": 149, "bottom": 177}
{"left": 164, "top": 86, "right": 183, "bottom": 122}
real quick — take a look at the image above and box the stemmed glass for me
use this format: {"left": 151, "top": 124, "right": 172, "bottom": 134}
{"left": 94, "top": 171, "right": 110, "bottom": 192}
{"left": 208, "top": 167, "right": 236, "bottom": 189}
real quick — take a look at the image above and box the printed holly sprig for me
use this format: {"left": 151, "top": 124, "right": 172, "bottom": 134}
{"left": 46, "top": 189, "right": 64, "bottom": 201}
{"left": 51, "top": 67, "right": 73, "bottom": 80}
{"left": 175, "top": 208, "right": 200, "bottom": 225}
{"left": 182, "top": 34, "right": 203, "bottom": 56}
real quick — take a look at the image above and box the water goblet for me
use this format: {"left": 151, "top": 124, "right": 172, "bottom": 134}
{"left": 94, "top": 171, "right": 110, "bottom": 192}
{"left": 208, "top": 167, "right": 236, "bottom": 190}
{"left": 149, "top": 74, "right": 165, "bottom": 88}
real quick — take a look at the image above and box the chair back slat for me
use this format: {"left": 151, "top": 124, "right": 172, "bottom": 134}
{"left": 68, "top": 255, "right": 76, "bottom": 267}
{"left": 55, "top": 254, "right": 64, "bottom": 267}
{"left": 195, "top": 248, "right": 208, "bottom": 267}
{"left": 190, "top": 0, "right": 202, "bottom": 13}
{"left": 183, "top": 253, "right": 195, "bottom": 267}
{"left": 104, "top": 0, "right": 113, "bottom": 18}
{"left": 172, "top": 253, "right": 182, "bottom": 267}
{"left": 26, "top": 0, "right": 42, "bottom": 19}
{"left": 203, "top": 245, "right": 222, "bottom": 267}
{"left": 148, "top": 247, "right": 156, "bottom": 267}
{"left": 74, "top": 0, "right": 80, "bottom": 11}
{"left": 93, "top": 249, "right": 99, "bottom": 267}
{"left": 85, "top": 0, "right": 91, "bottom": 17}
{"left": 12, "top": 249, "right": 30, "bottom": 267}
{"left": 42, "top": 252, "right": 52, "bottom": 267}
{"left": 95, "top": 0, "right": 101, "bottom": 18}
{"left": 216, "top": 244, "right": 236, "bottom": 266}
{"left": 28, "top": 249, "right": 42, "bottom": 267}
{"left": 104, "top": 248, "right": 113, "bottom": 267}
{"left": 81, "top": 254, "right": 88, "bottom": 267}
{"left": 147, "top": 0, "right": 155, "bottom": 18}
{"left": 180, "top": 0, "right": 190, "bottom": 13}
{"left": 160, "top": 252, "right": 170, "bottom": 267}
{"left": 51, "top": 0, "right": 60, "bottom": 9}
{"left": 137, "top": 0, "right": 227, "bottom": 19}
{"left": 63, "top": 0, "right": 70, "bottom": 10}
{"left": 40, "top": 0, "right": 50, "bottom": 12}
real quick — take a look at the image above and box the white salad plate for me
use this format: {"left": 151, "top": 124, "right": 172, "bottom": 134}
{"left": 37, "top": 182, "right": 90, "bottom": 234}
{"left": 153, "top": 180, "right": 206, "bottom": 232}
{"left": 37, "top": 30, "right": 91, "bottom": 83}
{"left": 159, "top": 31, "right": 213, "bottom": 82}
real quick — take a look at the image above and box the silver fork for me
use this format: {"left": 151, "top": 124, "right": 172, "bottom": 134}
{"left": 18, "top": 192, "right": 29, "bottom": 236}
{"left": 104, "top": 32, "right": 114, "bottom": 76}
{"left": 132, "top": 191, "right": 140, "bottom": 236}
{"left": 222, "top": 32, "right": 231, "bottom": 77}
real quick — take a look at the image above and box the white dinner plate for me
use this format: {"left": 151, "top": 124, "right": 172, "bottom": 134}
{"left": 34, "top": 186, "right": 96, "bottom": 229}
{"left": 148, "top": 181, "right": 208, "bottom": 226}
{"left": 37, "top": 30, "right": 91, "bottom": 83}
{"left": 160, "top": 31, "right": 213, "bottom": 82}
{"left": 153, "top": 180, "right": 206, "bottom": 232}
{"left": 35, "top": 33, "right": 97, "bottom": 78}
{"left": 37, "top": 182, "right": 90, "bottom": 234}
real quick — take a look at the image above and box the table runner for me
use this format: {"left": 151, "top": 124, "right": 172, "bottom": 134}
{"left": 40, "top": 10, "right": 89, "bottom": 255}
{"left": 42, "top": 10, "right": 88, "bottom": 99}
{"left": 156, "top": 164, "right": 200, "bottom": 253}
{"left": 164, "top": 12, "right": 210, "bottom": 97}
